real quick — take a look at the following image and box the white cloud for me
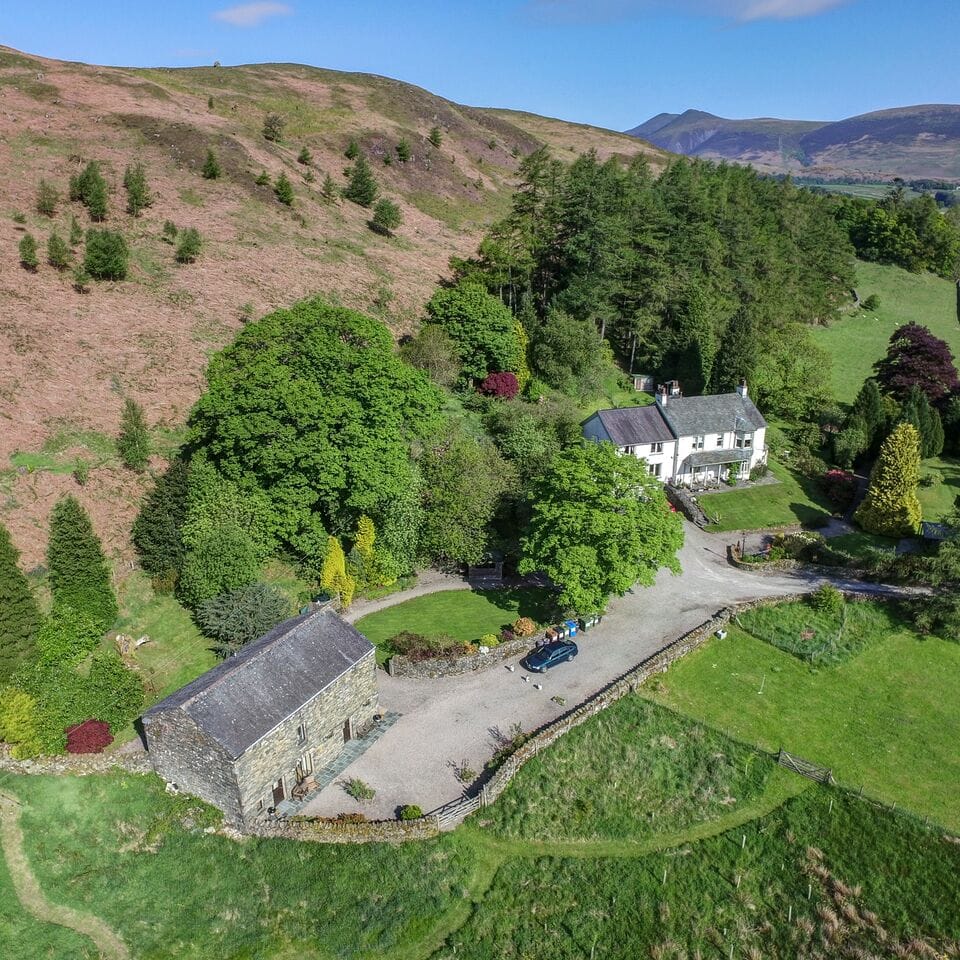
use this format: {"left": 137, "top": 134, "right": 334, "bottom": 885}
{"left": 212, "top": 2, "right": 293, "bottom": 27}
{"left": 529, "top": 0, "right": 852, "bottom": 23}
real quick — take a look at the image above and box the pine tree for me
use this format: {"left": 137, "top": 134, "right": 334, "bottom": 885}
{"left": 69, "top": 214, "right": 83, "bottom": 246}
{"left": 18, "top": 233, "right": 39, "bottom": 270}
{"left": 46, "top": 495, "right": 118, "bottom": 632}
{"left": 297, "top": 146, "right": 312, "bottom": 165}
{"left": 254, "top": 170, "right": 270, "bottom": 186}
{"left": 262, "top": 113, "right": 285, "bottom": 142}
{"left": 0, "top": 522, "right": 43, "bottom": 684}
{"left": 854, "top": 422, "right": 922, "bottom": 537}
{"left": 47, "top": 232, "right": 71, "bottom": 270}
{"left": 274, "top": 172, "right": 294, "bottom": 206}
{"left": 371, "top": 197, "right": 401, "bottom": 234}
{"left": 36, "top": 179, "right": 59, "bottom": 217}
{"left": 123, "top": 163, "right": 151, "bottom": 217}
{"left": 343, "top": 155, "right": 378, "bottom": 208}
{"left": 396, "top": 139, "right": 411, "bottom": 162}
{"left": 321, "top": 173, "right": 337, "bottom": 201}
{"left": 201, "top": 149, "right": 221, "bottom": 180}
{"left": 117, "top": 398, "right": 150, "bottom": 471}
{"left": 175, "top": 228, "right": 202, "bottom": 264}
{"left": 86, "top": 176, "right": 108, "bottom": 221}
{"left": 428, "top": 126, "right": 442, "bottom": 148}
{"left": 852, "top": 378, "right": 885, "bottom": 446}
{"left": 345, "top": 139, "right": 360, "bottom": 160}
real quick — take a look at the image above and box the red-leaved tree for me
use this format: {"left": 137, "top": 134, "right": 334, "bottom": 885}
{"left": 821, "top": 469, "right": 858, "bottom": 509}
{"left": 479, "top": 372, "right": 519, "bottom": 399}
{"left": 65, "top": 719, "right": 113, "bottom": 754}
{"left": 874, "top": 323, "right": 960, "bottom": 403}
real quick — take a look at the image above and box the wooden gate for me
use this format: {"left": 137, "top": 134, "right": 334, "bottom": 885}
{"left": 777, "top": 748, "right": 834, "bottom": 784}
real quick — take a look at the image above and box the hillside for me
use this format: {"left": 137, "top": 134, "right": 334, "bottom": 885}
{"left": 626, "top": 104, "right": 960, "bottom": 179}
{"left": 0, "top": 45, "right": 668, "bottom": 566}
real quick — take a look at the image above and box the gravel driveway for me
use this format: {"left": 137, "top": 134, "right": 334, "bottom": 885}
{"left": 301, "top": 521, "right": 907, "bottom": 820}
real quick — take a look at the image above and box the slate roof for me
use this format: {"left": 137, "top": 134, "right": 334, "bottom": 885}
{"left": 659, "top": 393, "right": 766, "bottom": 437}
{"left": 143, "top": 607, "right": 373, "bottom": 759}
{"left": 593, "top": 406, "right": 675, "bottom": 445}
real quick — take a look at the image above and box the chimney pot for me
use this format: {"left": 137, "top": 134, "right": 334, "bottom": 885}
{"left": 736, "top": 379, "right": 748, "bottom": 399}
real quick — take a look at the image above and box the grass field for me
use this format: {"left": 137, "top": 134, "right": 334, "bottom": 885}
{"left": 643, "top": 606, "right": 960, "bottom": 831}
{"left": 825, "top": 530, "right": 899, "bottom": 562}
{"left": 811, "top": 261, "right": 960, "bottom": 404}
{"left": 700, "top": 459, "right": 832, "bottom": 532}
{"left": 919, "top": 455, "right": 960, "bottom": 521}
{"left": 355, "top": 587, "right": 558, "bottom": 662}
{"left": 3, "top": 699, "right": 959, "bottom": 958}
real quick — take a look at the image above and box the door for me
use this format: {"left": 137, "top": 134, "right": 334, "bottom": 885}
{"left": 342, "top": 718, "right": 352, "bottom": 743}
{"left": 272, "top": 778, "right": 285, "bottom": 805}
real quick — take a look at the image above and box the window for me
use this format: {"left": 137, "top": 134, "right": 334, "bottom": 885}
{"left": 651, "top": 442, "right": 663, "bottom": 454}
{"left": 692, "top": 435, "right": 705, "bottom": 450}
{"left": 296, "top": 721, "right": 308, "bottom": 745}
{"left": 648, "top": 462, "right": 662, "bottom": 477}
{"left": 716, "top": 434, "right": 724, "bottom": 447}
{"left": 735, "top": 432, "right": 753, "bottom": 449}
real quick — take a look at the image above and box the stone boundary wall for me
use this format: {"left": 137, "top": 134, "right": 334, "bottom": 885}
{"left": 385, "top": 631, "right": 546, "bottom": 679}
{"left": 248, "top": 816, "right": 439, "bottom": 844}
{"left": 727, "top": 543, "right": 873, "bottom": 580}
{"left": 0, "top": 743, "right": 152, "bottom": 776}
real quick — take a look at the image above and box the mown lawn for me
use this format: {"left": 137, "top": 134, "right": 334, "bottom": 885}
{"left": 826, "top": 530, "right": 899, "bottom": 562}
{"left": 919, "top": 455, "right": 960, "bottom": 521}
{"left": 700, "top": 459, "right": 832, "bottom": 532}
{"left": 811, "top": 261, "right": 960, "bottom": 404}
{"left": 643, "top": 608, "right": 960, "bottom": 831}
{"left": 354, "top": 587, "right": 558, "bottom": 663}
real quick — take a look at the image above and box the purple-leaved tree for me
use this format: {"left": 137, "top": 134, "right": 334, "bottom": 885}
{"left": 873, "top": 323, "right": 959, "bottom": 403}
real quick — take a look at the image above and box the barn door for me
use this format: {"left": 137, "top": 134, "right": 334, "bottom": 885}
{"left": 272, "top": 778, "right": 285, "bottom": 805}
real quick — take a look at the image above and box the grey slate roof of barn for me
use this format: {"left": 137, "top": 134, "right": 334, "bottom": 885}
{"left": 593, "top": 405, "right": 675, "bottom": 445}
{"left": 659, "top": 393, "right": 766, "bottom": 437}
{"left": 143, "top": 607, "right": 373, "bottom": 759}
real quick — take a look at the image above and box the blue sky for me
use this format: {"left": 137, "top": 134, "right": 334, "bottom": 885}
{"left": 5, "top": 1, "right": 959, "bottom": 129}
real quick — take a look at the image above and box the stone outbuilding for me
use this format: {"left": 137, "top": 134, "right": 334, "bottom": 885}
{"left": 142, "top": 606, "right": 378, "bottom": 825}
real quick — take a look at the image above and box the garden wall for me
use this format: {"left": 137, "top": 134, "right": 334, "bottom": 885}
{"left": 727, "top": 544, "right": 870, "bottom": 579}
{"left": 249, "top": 816, "right": 439, "bottom": 844}
{"left": 385, "top": 631, "right": 545, "bottom": 679}
{"left": 0, "top": 743, "right": 152, "bottom": 776}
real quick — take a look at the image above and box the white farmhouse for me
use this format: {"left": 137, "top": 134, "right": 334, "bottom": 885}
{"left": 583, "top": 379, "right": 768, "bottom": 485}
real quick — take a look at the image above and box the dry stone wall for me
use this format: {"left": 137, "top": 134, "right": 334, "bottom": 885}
{"left": 0, "top": 743, "right": 152, "bottom": 776}
{"left": 386, "top": 632, "right": 544, "bottom": 679}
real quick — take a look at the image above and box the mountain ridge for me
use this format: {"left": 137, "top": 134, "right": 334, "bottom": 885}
{"left": 626, "top": 104, "right": 960, "bottom": 180}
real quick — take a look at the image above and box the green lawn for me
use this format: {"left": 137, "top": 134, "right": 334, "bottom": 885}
{"left": 643, "top": 609, "right": 960, "bottom": 831}
{"left": 826, "top": 530, "right": 899, "bottom": 562}
{"left": 355, "top": 587, "right": 557, "bottom": 663}
{"left": 919, "top": 455, "right": 960, "bottom": 521}
{"left": 811, "top": 261, "right": 960, "bottom": 404}
{"left": 700, "top": 459, "right": 832, "bottom": 532}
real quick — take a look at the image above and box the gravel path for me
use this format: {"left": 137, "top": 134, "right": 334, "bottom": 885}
{"left": 302, "top": 521, "right": 911, "bottom": 820}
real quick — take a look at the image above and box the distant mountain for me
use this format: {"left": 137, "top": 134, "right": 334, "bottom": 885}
{"left": 625, "top": 104, "right": 960, "bottom": 180}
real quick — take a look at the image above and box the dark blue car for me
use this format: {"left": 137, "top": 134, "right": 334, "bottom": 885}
{"left": 523, "top": 639, "right": 579, "bottom": 673}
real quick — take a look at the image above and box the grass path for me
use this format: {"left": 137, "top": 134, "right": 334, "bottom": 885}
{"left": 0, "top": 789, "right": 130, "bottom": 960}
{"left": 377, "top": 769, "right": 811, "bottom": 960}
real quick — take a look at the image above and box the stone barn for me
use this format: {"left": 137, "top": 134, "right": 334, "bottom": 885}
{"left": 142, "top": 606, "right": 378, "bottom": 825}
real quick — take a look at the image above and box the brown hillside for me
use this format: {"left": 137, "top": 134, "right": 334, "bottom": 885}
{"left": 0, "top": 46, "right": 668, "bottom": 566}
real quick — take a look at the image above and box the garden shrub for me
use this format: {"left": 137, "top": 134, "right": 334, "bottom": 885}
{"left": 388, "top": 631, "right": 470, "bottom": 661}
{"left": 480, "top": 633, "right": 499, "bottom": 648}
{"left": 512, "top": 617, "right": 536, "bottom": 637}
{"left": 821, "top": 468, "right": 858, "bottom": 509}
{"left": 65, "top": 719, "right": 113, "bottom": 754}
{"left": 345, "top": 778, "right": 375, "bottom": 801}
{"left": 809, "top": 583, "right": 844, "bottom": 616}
{"left": 399, "top": 804, "right": 423, "bottom": 820}
{"left": 0, "top": 687, "right": 42, "bottom": 758}
{"left": 480, "top": 371, "right": 519, "bottom": 399}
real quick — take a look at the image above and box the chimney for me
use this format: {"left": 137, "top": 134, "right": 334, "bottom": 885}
{"left": 736, "top": 378, "right": 748, "bottom": 399}
{"left": 656, "top": 383, "right": 668, "bottom": 407}
{"left": 669, "top": 380, "right": 681, "bottom": 398}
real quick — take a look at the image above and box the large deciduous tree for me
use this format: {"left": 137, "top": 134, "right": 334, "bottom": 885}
{"left": 0, "top": 522, "right": 42, "bottom": 684}
{"left": 519, "top": 442, "right": 684, "bottom": 613}
{"left": 186, "top": 298, "right": 443, "bottom": 554}
{"left": 46, "top": 496, "right": 117, "bottom": 633}
{"left": 873, "top": 323, "right": 960, "bottom": 404}
{"left": 425, "top": 282, "right": 519, "bottom": 383}
{"left": 854, "top": 423, "right": 923, "bottom": 537}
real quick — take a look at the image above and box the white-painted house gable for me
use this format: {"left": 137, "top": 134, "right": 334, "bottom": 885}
{"left": 582, "top": 380, "right": 767, "bottom": 485}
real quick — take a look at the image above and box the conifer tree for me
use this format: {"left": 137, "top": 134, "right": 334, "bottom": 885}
{"left": 86, "top": 176, "right": 108, "bottom": 221}
{"left": 46, "top": 496, "right": 117, "bottom": 632}
{"left": 117, "top": 398, "right": 150, "bottom": 472}
{"left": 68, "top": 214, "right": 83, "bottom": 246}
{"left": 47, "top": 232, "right": 71, "bottom": 270}
{"left": 36, "top": 179, "right": 59, "bottom": 217}
{"left": 343, "top": 154, "right": 378, "bottom": 208}
{"left": 123, "top": 163, "right": 151, "bottom": 217}
{"left": 0, "top": 522, "right": 43, "bottom": 684}
{"left": 297, "top": 146, "right": 312, "bottom": 165}
{"left": 175, "top": 228, "right": 202, "bottom": 264}
{"left": 254, "top": 170, "right": 270, "bottom": 186}
{"left": 201, "top": 149, "right": 222, "bottom": 180}
{"left": 345, "top": 139, "right": 360, "bottom": 160}
{"left": 428, "top": 126, "right": 442, "bottom": 148}
{"left": 274, "top": 172, "right": 294, "bottom": 206}
{"left": 262, "top": 113, "right": 285, "bottom": 142}
{"left": 854, "top": 423, "right": 922, "bottom": 537}
{"left": 371, "top": 197, "right": 401, "bottom": 234}
{"left": 18, "top": 233, "right": 39, "bottom": 270}
{"left": 852, "top": 378, "right": 885, "bottom": 447}
{"left": 321, "top": 172, "right": 337, "bottom": 201}
{"left": 320, "top": 536, "right": 356, "bottom": 607}
{"left": 396, "top": 139, "right": 411, "bottom": 162}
